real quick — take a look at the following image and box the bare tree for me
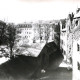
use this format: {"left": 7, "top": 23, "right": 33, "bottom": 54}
{"left": 38, "top": 24, "right": 42, "bottom": 43}
{"left": 33, "top": 24, "right": 40, "bottom": 43}
{"left": 7, "top": 24, "right": 16, "bottom": 58}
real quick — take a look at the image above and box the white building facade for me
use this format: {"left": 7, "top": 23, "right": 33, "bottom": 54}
{"left": 60, "top": 19, "right": 68, "bottom": 61}
{"left": 60, "top": 18, "right": 73, "bottom": 69}
{"left": 60, "top": 9, "right": 80, "bottom": 80}
{"left": 16, "top": 23, "right": 34, "bottom": 46}
{"left": 72, "top": 11, "right": 80, "bottom": 80}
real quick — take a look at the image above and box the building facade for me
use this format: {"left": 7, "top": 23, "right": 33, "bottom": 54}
{"left": 16, "top": 23, "right": 34, "bottom": 46}
{"left": 60, "top": 9, "right": 80, "bottom": 80}
{"left": 60, "top": 17, "right": 73, "bottom": 69}
{"left": 72, "top": 11, "right": 80, "bottom": 80}
{"left": 32, "top": 21, "right": 55, "bottom": 43}
{"left": 60, "top": 19, "right": 68, "bottom": 61}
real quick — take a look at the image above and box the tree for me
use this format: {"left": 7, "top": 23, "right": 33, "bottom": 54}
{"left": 0, "top": 21, "right": 7, "bottom": 45}
{"left": 7, "top": 24, "right": 16, "bottom": 58}
{"left": 33, "top": 23, "right": 40, "bottom": 43}
{"left": 44, "top": 24, "right": 51, "bottom": 44}
{"left": 38, "top": 24, "right": 42, "bottom": 43}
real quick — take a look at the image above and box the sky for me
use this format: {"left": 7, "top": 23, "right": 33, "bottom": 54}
{"left": 0, "top": 0, "right": 80, "bottom": 24}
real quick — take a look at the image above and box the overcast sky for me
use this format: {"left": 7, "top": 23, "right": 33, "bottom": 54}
{"left": 0, "top": 0, "right": 80, "bottom": 24}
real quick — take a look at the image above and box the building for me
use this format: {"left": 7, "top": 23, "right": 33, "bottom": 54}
{"left": 16, "top": 20, "right": 57, "bottom": 46}
{"left": 60, "top": 8, "right": 80, "bottom": 80}
{"left": 16, "top": 23, "right": 34, "bottom": 46}
{"left": 60, "top": 19, "right": 67, "bottom": 61}
{"left": 32, "top": 21, "right": 55, "bottom": 43}
{"left": 72, "top": 11, "right": 80, "bottom": 80}
{"left": 60, "top": 17, "right": 73, "bottom": 69}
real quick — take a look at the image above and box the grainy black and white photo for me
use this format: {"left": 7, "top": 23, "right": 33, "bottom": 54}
{"left": 0, "top": 0, "right": 80, "bottom": 80}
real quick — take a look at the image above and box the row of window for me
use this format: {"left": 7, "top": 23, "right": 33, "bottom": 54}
{"left": 17, "top": 31, "right": 32, "bottom": 34}
{"left": 77, "top": 43, "right": 80, "bottom": 51}
{"left": 25, "top": 32, "right": 31, "bottom": 34}
{"left": 17, "top": 36, "right": 31, "bottom": 39}
{"left": 24, "top": 36, "right": 30, "bottom": 38}
{"left": 18, "top": 28, "right": 31, "bottom": 31}
{"left": 18, "top": 24, "right": 32, "bottom": 28}
{"left": 61, "top": 32, "right": 66, "bottom": 36}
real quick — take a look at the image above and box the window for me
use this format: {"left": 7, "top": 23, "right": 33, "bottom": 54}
{"left": 64, "top": 50, "right": 66, "bottom": 55}
{"left": 75, "top": 20, "right": 78, "bottom": 26}
{"left": 69, "top": 45, "right": 71, "bottom": 53}
{"left": 78, "top": 62, "right": 80, "bottom": 70}
{"left": 29, "top": 32, "right": 31, "bottom": 34}
{"left": 69, "top": 26, "right": 71, "bottom": 32}
{"left": 77, "top": 44, "right": 80, "bottom": 51}
{"left": 62, "top": 25, "right": 65, "bottom": 29}
{"left": 62, "top": 40, "right": 63, "bottom": 44}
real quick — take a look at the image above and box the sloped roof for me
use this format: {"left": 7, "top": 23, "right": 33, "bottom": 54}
{"left": 74, "top": 12, "right": 80, "bottom": 18}
{"left": 60, "top": 19, "right": 66, "bottom": 26}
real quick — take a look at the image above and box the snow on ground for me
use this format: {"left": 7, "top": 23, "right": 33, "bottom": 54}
{"left": 59, "top": 61, "right": 72, "bottom": 70}
{"left": 59, "top": 62, "right": 68, "bottom": 67}
{"left": 0, "top": 57, "right": 10, "bottom": 65}
{"left": 27, "top": 48, "right": 41, "bottom": 57}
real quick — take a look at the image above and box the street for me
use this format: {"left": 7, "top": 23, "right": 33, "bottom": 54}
{"left": 38, "top": 67, "right": 72, "bottom": 80}
{"left": 0, "top": 43, "right": 72, "bottom": 80}
{"left": 0, "top": 54, "right": 72, "bottom": 80}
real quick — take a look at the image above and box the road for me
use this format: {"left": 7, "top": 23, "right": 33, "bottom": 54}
{"left": 0, "top": 42, "right": 72, "bottom": 80}
{"left": 0, "top": 55, "right": 72, "bottom": 80}
{"left": 37, "top": 67, "right": 72, "bottom": 80}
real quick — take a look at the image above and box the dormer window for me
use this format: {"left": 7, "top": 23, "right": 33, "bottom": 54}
{"left": 62, "top": 25, "right": 65, "bottom": 29}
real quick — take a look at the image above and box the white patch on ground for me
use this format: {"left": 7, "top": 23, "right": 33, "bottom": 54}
{"left": 59, "top": 62, "right": 68, "bottom": 67}
{"left": 39, "top": 76, "right": 49, "bottom": 80}
{"left": 59, "top": 62, "right": 72, "bottom": 70}
{"left": 27, "top": 48, "right": 41, "bottom": 57}
{"left": 0, "top": 57, "right": 10, "bottom": 65}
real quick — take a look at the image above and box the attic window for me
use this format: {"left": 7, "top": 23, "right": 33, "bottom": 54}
{"left": 75, "top": 20, "right": 78, "bottom": 26}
